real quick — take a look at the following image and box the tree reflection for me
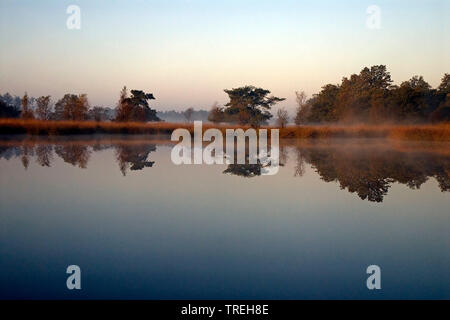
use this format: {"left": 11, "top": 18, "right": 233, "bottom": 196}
{"left": 223, "top": 163, "right": 263, "bottom": 177}
{"left": 55, "top": 144, "right": 90, "bottom": 168}
{"left": 223, "top": 145, "right": 286, "bottom": 178}
{"left": 35, "top": 145, "right": 53, "bottom": 167}
{"left": 0, "top": 141, "right": 158, "bottom": 175}
{"left": 1, "top": 139, "right": 448, "bottom": 202}
{"left": 21, "top": 145, "right": 34, "bottom": 170}
{"left": 295, "top": 145, "right": 450, "bottom": 202}
{"left": 115, "top": 144, "right": 156, "bottom": 176}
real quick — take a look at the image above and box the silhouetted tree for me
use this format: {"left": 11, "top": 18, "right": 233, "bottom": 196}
{"left": 0, "top": 99, "right": 20, "bottom": 118}
{"left": 222, "top": 86, "right": 285, "bottom": 127}
{"left": 438, "top": 74, "right": 450, "bottom": 93}
{"left": 115, "top": 88, "right": 160, "bottom": 122}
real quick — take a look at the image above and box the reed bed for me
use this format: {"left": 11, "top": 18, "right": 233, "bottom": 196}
{"left": 280, "top": 124, "right": 450, "bottom": 141}
{"left": 0, "top": 119, "right": 449, "bottom": 141}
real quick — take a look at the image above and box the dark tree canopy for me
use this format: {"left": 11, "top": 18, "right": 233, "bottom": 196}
{"left": 116, "top": 88, "right": 160, "bottom": 122}
{"left": 0, "top": 99, "right": 20, "bottom": 118}
{"left": 438, "top": 73, "right": 450, "bottom": 93}
{"left": 222, "top": 85, "right": 285, "bottom": 127}
{"left": 302, "top": 65, "right": 450, "bottom": 123}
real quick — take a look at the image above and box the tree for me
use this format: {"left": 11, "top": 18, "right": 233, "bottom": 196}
{"left": 115, "top": 88, "right": 160, "bottom": 122}
{"left": 334, "top": 65, "right": 393, "bottom": 122}
{"left": 1, "top": 93, "right": 14, "bottom": 106}
{"left": 21, "top": 92, "right": 35, "bottom": 119}
{"left": 438, "top": 73, "right": 450, "bottom": 94}
{"left": 294, "top": 91, "right": 310, "bottom": 125}
{"left": 307, "top": 84, "right": 339, "bottom": 123}
{"left": 75, "top": 94, "right": 89, "bottom": 120}
{"left": 223, "top": 85, "right": 285, "bottom": 127}
{"left": 0, "top": 93, "right": 21, "bottom": 118}
{"left": 0, "top": 100, "right": 20, "bottom": 118}
{"left": 36, "top": 96, "right": 51, "bottom": 120}
{"left": 391, "top": 76, "right": 434, "bottom": 121}
{"left": 183, "top": 107, "right": 194, "bottom": 122}
{"left": 276, "top": 107, "right": 289, "bottom": 128}
{"left": 89, "top": 106, "right": 108, "bottom": 122}
{"left": 429, "top": 95, "right": 450, "bottom": 123}
{"left": 404, "top": 75, "right": 431, "bottom": 90}
{"left": 54, "top": 94, "right": 88, "bottom": 120}
{"left": 115, "top": 86, "right": 133, "bottom": 121}
{"left": 128, "top": 90, "right": 160, "bottom": 122}
{"left": 359, "top": 65, "right": 393, "bottom": 90}
{"left": 208, "top": 102, "right": 224, "bottom": 123}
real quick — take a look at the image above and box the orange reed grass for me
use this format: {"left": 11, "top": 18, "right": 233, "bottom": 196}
{"left": 0, "top": 119, "right": 449, "bottom": 141}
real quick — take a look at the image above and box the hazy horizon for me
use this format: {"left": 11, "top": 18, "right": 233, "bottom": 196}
{"left": 1, "top": 0, "right": 449, "bottom": 112}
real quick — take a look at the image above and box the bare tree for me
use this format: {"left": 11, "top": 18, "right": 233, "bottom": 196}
{"left": 36, "top": 96, "right": 51, "bottom": 120}
{"left": 183, "top": 107, "right": 194, "bottom": 122}
{"left": 21, "top": 92, "right": 35, "bottom": 119}
{"left": 115, "top": 86, "right": 132, "bottom": 121}
{"left": 294, "top": 91, "right": 309, "bottom": 125}
{"left": 276, "top": 107, "right": 289, "bottom": 128}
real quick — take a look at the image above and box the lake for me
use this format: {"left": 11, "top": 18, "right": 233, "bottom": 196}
{"left": 0, "top": 136, "right": 449, "bottom": 299}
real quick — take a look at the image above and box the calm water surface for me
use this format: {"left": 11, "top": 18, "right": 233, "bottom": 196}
{"left": 0, "top": 136, "right": 449, "bottom": 299}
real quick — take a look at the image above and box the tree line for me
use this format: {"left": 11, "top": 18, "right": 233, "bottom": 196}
{"left": 0, "top": 87, "right": 160, "bottom": 122}
{"left": 292, "top": 66, "right": 450, "bottom": 124}
{"left": 1, "top": 65, "right": 449, "bottom": 126}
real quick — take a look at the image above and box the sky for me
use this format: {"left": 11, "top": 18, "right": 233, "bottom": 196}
{"left": 0, "top": 0, "right": 449, "bottom": 112}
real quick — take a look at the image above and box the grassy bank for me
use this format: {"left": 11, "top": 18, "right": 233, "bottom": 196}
{"left": 0, "top": 119, "right": 449, "bottom": 141}
{"left": 280, "top": 124, "right": 450, "bottom": 141}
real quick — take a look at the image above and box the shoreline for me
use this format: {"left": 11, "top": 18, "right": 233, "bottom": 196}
{"left": 0, "top": 119, "right": 449, "bottom": 141}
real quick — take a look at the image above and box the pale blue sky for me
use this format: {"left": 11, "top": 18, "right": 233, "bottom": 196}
{"left": 0, "top": 0, "right": 448, "bottom": 111}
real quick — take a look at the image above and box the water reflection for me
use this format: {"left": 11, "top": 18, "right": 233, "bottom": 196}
{"left": 0, "top": 138, "right": 449, "bottom": 202}
{"left": 222, "top": 145, "right": 288, "bottom": 178}
{"left": 55, "top": 145, "right": 90, "bottom": 169}
{"left": 115, "top": 144, "right": 156, "bottom": 176}
{"left": 35, "top": 145, "right": 53, "bottom": 167}
{"left": 294, "top": 142, "right": 450, "bottom": 202}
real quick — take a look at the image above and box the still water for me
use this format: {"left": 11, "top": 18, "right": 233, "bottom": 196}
{"left": 0, "top": 136, "right": 449, "bottom": 299}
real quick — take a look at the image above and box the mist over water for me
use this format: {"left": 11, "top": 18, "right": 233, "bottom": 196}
{"left": 0, "top": 136, "right": 449, "bottom": 299}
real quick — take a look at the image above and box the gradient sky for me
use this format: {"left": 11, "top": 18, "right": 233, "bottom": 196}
{"left": 0, "top": 0, "right": 448, "bottom": 112}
